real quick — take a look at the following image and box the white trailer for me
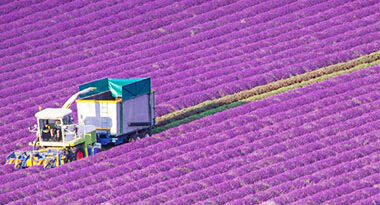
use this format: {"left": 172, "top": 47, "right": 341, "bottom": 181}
{"left": 76, "top": 78, "right": 155, "bottom": 146}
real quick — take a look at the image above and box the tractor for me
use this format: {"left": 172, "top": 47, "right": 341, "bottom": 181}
{"left": 6, "top": 78, "right": 155, "bottom": 169}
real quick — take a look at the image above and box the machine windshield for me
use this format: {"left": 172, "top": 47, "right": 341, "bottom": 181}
{"left": 39, "top": 119, "right": 63, "bottom": 142}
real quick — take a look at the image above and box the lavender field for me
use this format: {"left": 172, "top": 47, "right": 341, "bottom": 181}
{"left": 0, "top": 0, "right": 379, "bottom": 204}
{"left": 0, "top": 64, "right": 378, "bottom": 205}
{"left": 0, "top": 0, "right": 380, "bottom": 159}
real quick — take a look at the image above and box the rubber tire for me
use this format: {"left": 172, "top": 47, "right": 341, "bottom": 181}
{"left": 93, "top": 147, "right": 100, "bottom": 155}
{"left": 64, "top": 150, "right": 72, "bottom": 163}
{"left": 144, "top": 133, "right": 150, "bottom": 138}
{"left": 128, "top": 133, "right": 140, "bottom": 142}
{"left": 73, "top": 146, "right": 84, "bottom": 160}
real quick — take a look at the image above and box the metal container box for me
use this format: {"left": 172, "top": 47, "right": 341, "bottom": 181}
{"left": 76, "top": 78, "right": 155, "bottom": 144}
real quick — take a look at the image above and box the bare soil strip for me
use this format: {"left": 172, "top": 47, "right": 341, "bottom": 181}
{"left": 153, "top": 51, "right": 380, "bottom": 132}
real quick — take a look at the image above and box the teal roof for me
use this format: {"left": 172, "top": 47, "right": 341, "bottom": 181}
{"left": 78, "top": 78, "right": 151, "bottom": 100}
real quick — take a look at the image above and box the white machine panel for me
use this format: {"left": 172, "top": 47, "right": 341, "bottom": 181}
{"left": 123, "top": 94, "right": 151, "bottom": 133}
{"left": 77, "top": 101, "right": 120, "bottom": 135}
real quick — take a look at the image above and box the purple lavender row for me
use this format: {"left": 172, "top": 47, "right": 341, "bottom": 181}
{"left": 45, "top": 75, "right": 380, "bottom": 203}
{"left": 0, "top": 0, "right": 180, "bottom": 66}
{"left": 0, "top": 0, "right": 239, "bottom": 59}
{"left": 116, "top": 109, "right": 380, "bottom": 204}
{"left": 0, "top": 0, "right": 368, "bottom": 115}
{"left": 0, "top": 8, "right": 376, "bottom": 121}
{"left": 0, "top": 0, "right": 14, "bottom": 8}
{"left": 186, "top": 145, "right": 379, "bottom": 205}
{"left": 0, "top": 0, "right": 130, "bottom": 41}
{"left": 0, "top": 61, "right": 376, "bottom": 159}
{"left": 2, "top": 37, "right": 374, "bottom": 149}
{"left": 0, "top": 0, "right": 360, "bottom": 96}
{"left": 351, "top": 193, "right": 380, "bottom": 205}
{"left": 146, "top": 13, "right": 379, "bottom": 101}
{"left": 114, "top": 108, "right": 379, "bottom": 205}
{"left": 0, "top": 6, "right": 374, "bottom": 121}
{"left": 5, "top": 0, "right": 350, "bottom": 105}
{"left": 1, "top": 65, "right": 377, "bottom": 181}
{"left": 0, "top": 63, "right": 375, "bottom": 157}
{"left": 0, "top": 164, "right": 16, "bottom": 176}
{"left": 156, "top": 19, "right": 379, "bottom": 102}
{"left": 160, "top": 33, "right": 379, "bottom": 110}
{"left": 0, "top": 0, "right": 166, "bottom": 50}
{"left": 228, "top": 147, "right": 379, "bottom": 205}
{"left": 287, "top": 161, "right": 380, "bottom": 205}
{"left": 176, "top": 123, "right": 379, "bottom": 205}
{"left": 160, "top": 41, "right": 379, "bottom": 114}
{"left": 0, "top": 0, "right": 352, "bottom": 89}
{"left": 1, "top": 63, "right": 361, "bottom": 202}
{"left": 2, "top": 66, "right": 378, "bottom": 203}
{"left": 146, "top": 101, "right": 380, "bottom": 205}
{"left": 0, "top": 0, "right": 262, "bottom": 107}
{"left": 0, "top": 0, "right": 372, "bottom": 91}
{"left": 0, "top": 0, "right": 43, "bottom": 17}
{"left": 0, "top": 0, "right": 97, "bottom": 33}
{"left": 220, "top": 124, "right": 379, "bottom": 205}
{"left": 0, "top": 0, "right": 73, "bottom": 28}
{"left": 117, "top": 98, "right": 378, "bottom": 204}
{"left": 152, "top": 1, "right": 378, "bottom": 91}
{"left": 321, "top": 181, "right": 380, "bottom": 205}
{"left": 0, "top": 0, "right": 244, "bottom": 68}
{"left": 292, "top": 168, "right": 380, "bottom": 205}
{"left": 0, "top": 0, "right": 288, "bottom": 74}
{"left": 0, "top": 134, "right": 161, "bottom": 187}
{"left": 0, "top": 62, "right": 376, "bottom": 163}
{"left": 0, "top": 0, "right": 285, "bottom": 84}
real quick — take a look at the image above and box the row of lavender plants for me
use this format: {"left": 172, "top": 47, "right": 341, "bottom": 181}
{"left": 0, "top": 0, "right": 373, "bottom": 150}
{"left": 0, "top": 0, "right": 378, "bottom": 107}
{"left": 0, "top": 0, "right": 378, "bottom": 110}
{"left": 66, "top": 80, "right": 380, "bottom": 204}
{"left": 1, "top": 66, "right": 378, "bottom": 204}
{"left": 0, "top": 0, "right": 300, "bottom": 103}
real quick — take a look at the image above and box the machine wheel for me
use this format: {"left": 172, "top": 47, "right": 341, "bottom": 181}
{"left": 143, "top": 132, "right": 150, "bottom": 138}
{"left": 93, "top": 147, "right": 100, "bottom": 155}
{"left": 128, "top": 133, "right": 140, "bottom": 142}
{"left": 64, "top": 150, "right": 73, "bottom": 163}
{"left": 141, "top": 129, "right": 151, "bottom": 139}
{"left": 72, "top": 145, "right": 85, "bottom": 160}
